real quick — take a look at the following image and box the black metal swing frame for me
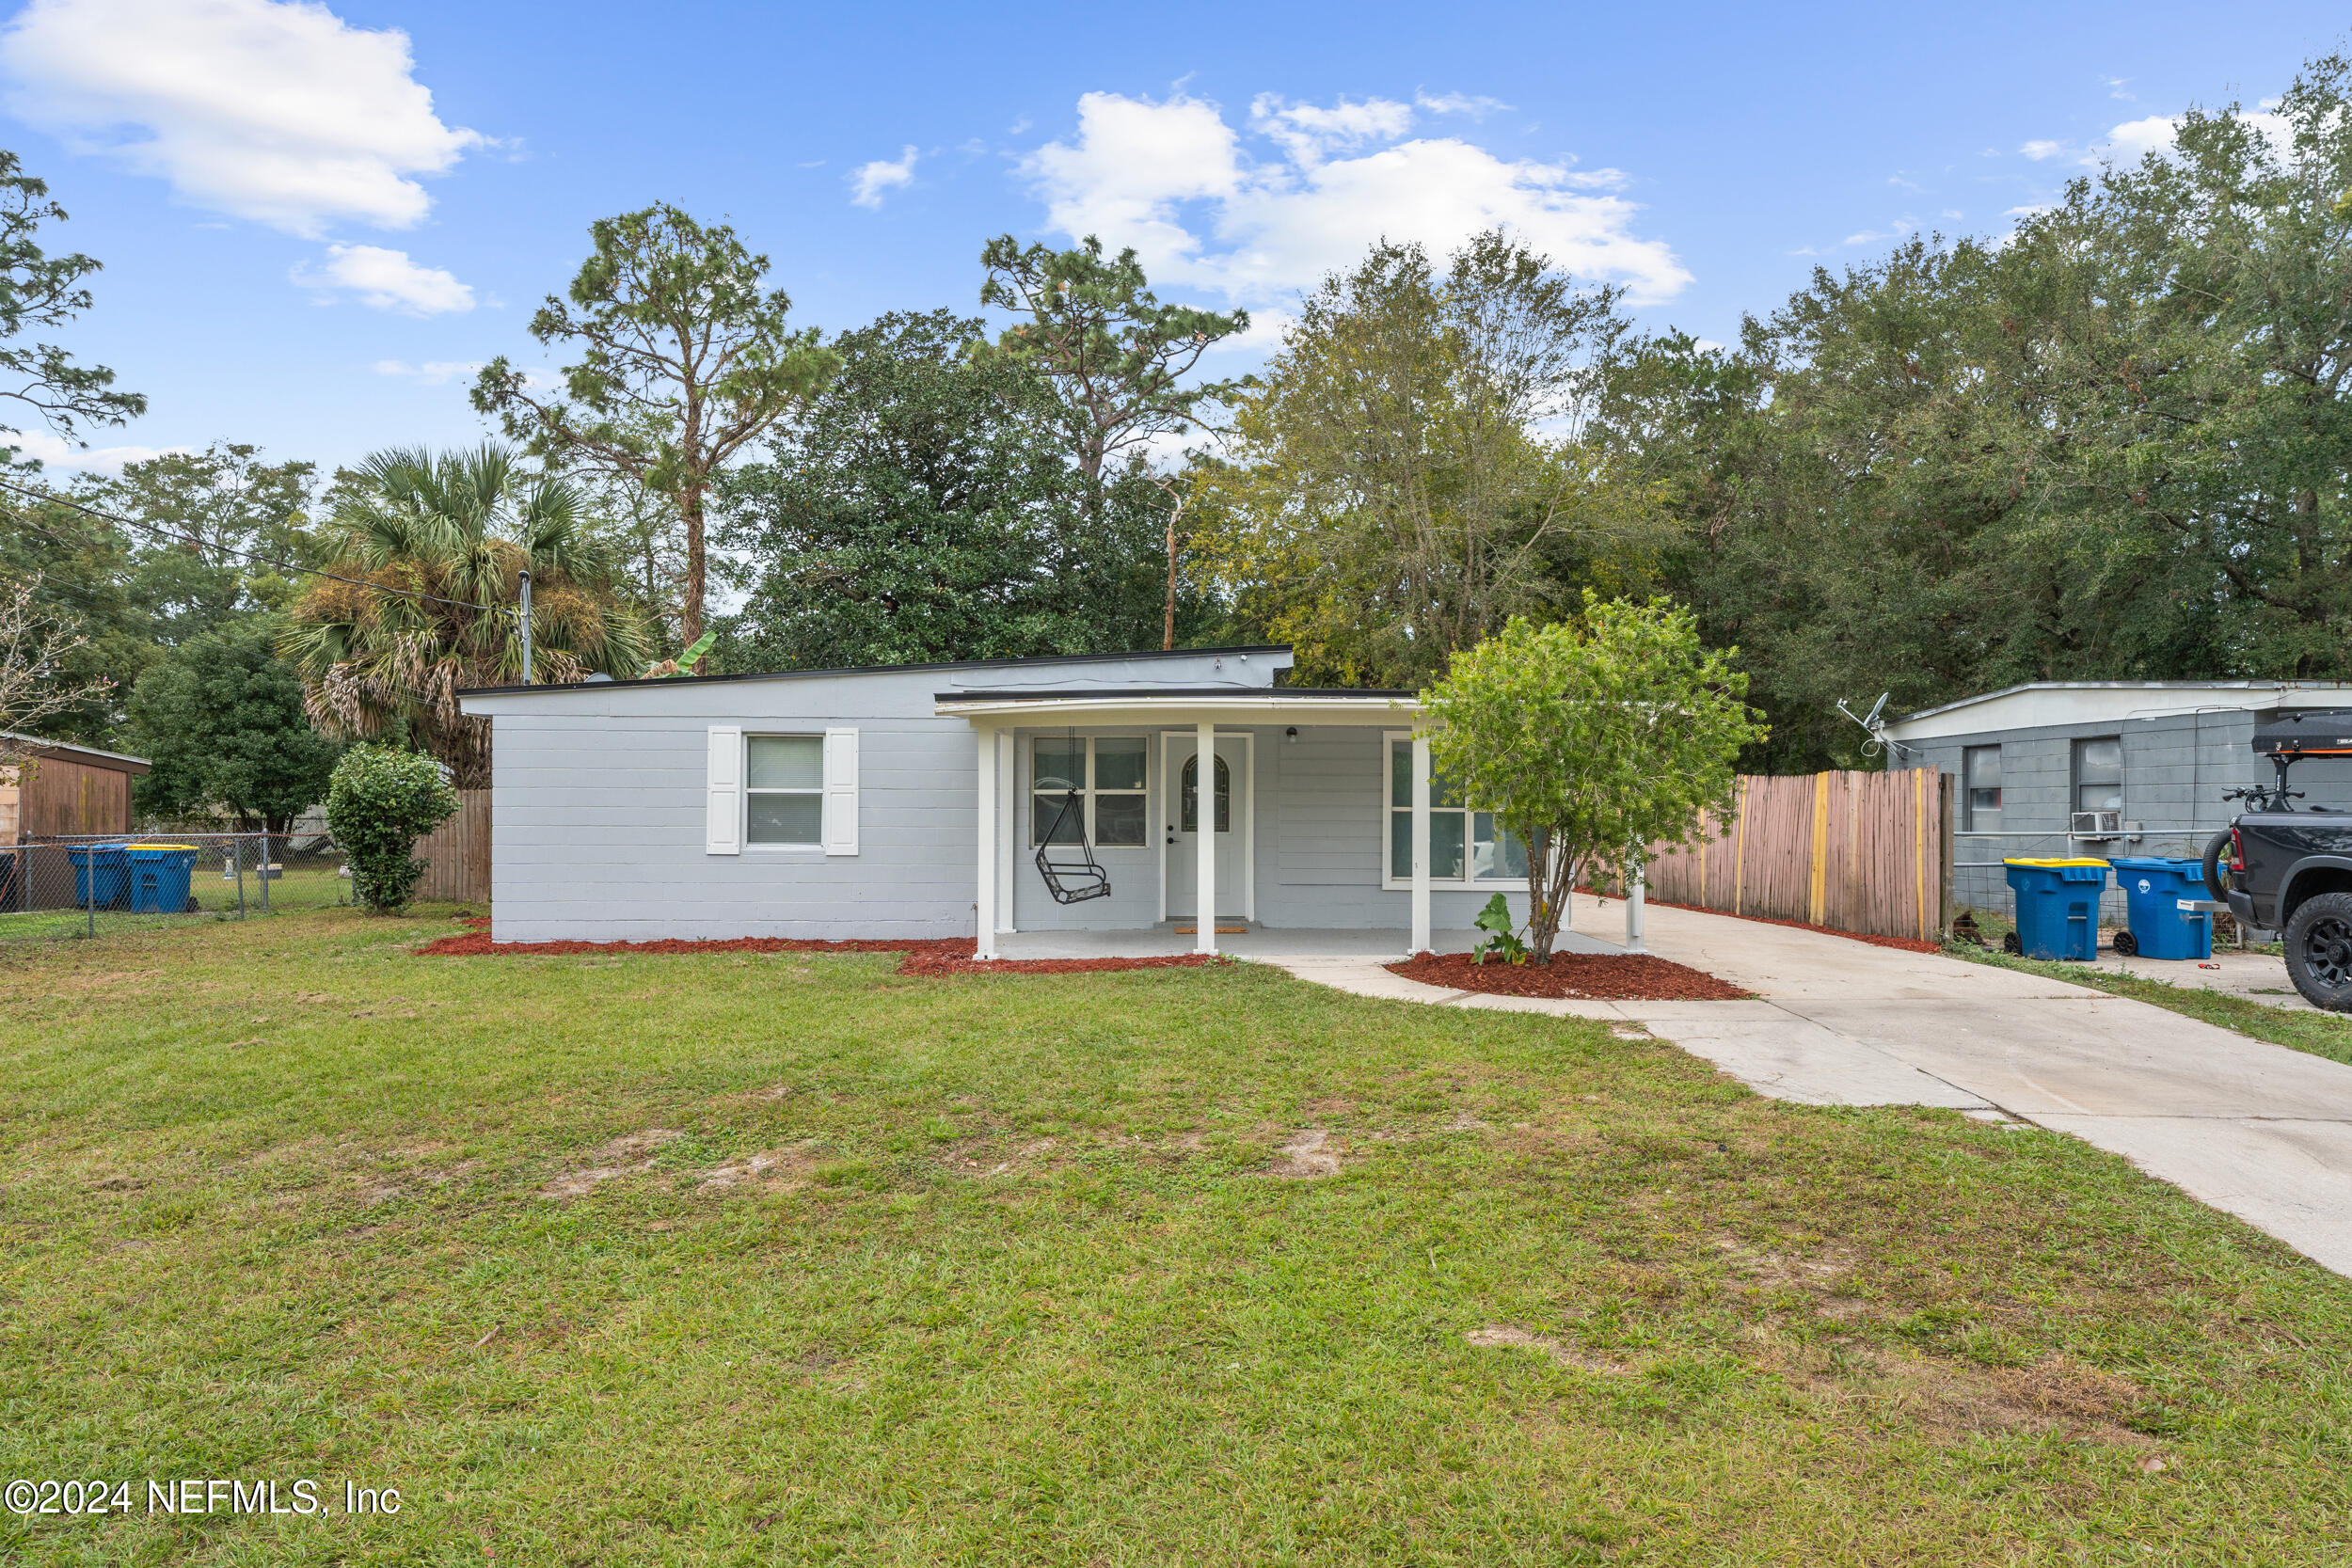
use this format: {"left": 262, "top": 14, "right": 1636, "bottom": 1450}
{"left": 1034, "top": 787, "right": 1112, "bottom": 904}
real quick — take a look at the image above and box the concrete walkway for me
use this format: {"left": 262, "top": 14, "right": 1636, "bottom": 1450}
{"left": 1270, "top": 895, "right": 2352, "bottom": 1277}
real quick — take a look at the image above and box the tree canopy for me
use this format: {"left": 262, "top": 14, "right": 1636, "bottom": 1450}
{"left": 278, "top": 446, "right": 651, "bottom": 788}
{"left": 128, "top": 621, "right": 340, "bottom": 832}
{"left": 472, "top": 204, "right": 841, "bottom": 656}
{"left": 0, "top": 149, "right": 144, "bottom": 455}
{"left": 719, "top": 309, "right": 1205, "bottom": 669}
{"left": 1195, "top": 231, "right": 1672, "bottom": 687}
{"left": 1599, "top": 51, "right": 2352, "bottom": 767}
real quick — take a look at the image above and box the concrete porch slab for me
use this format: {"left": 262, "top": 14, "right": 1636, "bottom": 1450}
{"left": 993, "top": 926, "right": 1625, "bottom": 961}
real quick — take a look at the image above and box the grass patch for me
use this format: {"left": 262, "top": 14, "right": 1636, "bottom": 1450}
{"left": 3, "top": 908, "right": 2350, "bottom": 1563}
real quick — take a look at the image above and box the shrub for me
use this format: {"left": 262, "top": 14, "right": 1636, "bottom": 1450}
{"left": 326, "top": 744, "right": 459, "bottom": 911}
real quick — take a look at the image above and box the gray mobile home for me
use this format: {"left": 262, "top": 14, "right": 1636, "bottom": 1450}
{"left": 1882, "top": 681, "right": 2352, "bottom": 919}
{"left": 456, "top": 645, "right": 1533, "bottom": 954}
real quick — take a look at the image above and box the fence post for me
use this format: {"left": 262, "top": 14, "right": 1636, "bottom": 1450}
{"left": 260, "top": 832, "right": 270, "bottom": 913}
{"left": 85, "top": 843, "right": 95, "bottom": 938}
{"left": 234, "top": 834, "right": 246, "bottom": 918}
{"left": 1938, "top": 773, "right": 1956, "bottom": 940}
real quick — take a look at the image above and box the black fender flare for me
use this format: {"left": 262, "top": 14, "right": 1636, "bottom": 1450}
{"left": 2279, "top": 856, "right": 2352, "bottom": 926}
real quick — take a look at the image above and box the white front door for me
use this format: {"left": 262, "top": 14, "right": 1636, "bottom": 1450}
{"left": 1164, "top": 733, "right": 1248, "bottom": 920}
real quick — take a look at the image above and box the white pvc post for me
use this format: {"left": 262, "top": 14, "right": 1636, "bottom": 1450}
{"left": 1625, "top": 855, "right": 1646, "bottom": 954}
{"left": 974, "top": 725, "right": 996, "bottom": 960}
{"left": 1410, "top": 732, "right": 1433, "bottom": 955}
{"left": 1195, "top": 721, "right": 1217, "bottom": 955}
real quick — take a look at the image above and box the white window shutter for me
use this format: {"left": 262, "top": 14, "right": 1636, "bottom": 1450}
{"left": 822, "top": 728, "right": 859, "bottom": 856}
{"left": 706, "top": 726, "right": 742, "bottom": 855}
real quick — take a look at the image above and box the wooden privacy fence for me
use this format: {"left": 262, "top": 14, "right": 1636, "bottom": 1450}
{"left": 1636, "top": 769, "right": 1951, "bottom": 943}
{"left": 411, "top": 788, "right": 491, "bottom": 904}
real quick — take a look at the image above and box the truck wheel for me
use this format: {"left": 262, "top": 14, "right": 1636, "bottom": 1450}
{"left": 2201, "top": 830, "right": 2234, "bottom": 902}
{"left": 2284, "top": 892, "right": 2352, "bottom": 1012}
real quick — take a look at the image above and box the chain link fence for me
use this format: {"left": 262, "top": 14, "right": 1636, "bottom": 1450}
{"left": 1, "top": 832, "right": 351, "bottom": 944}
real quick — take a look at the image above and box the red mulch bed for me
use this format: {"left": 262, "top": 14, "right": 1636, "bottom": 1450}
{"left": 1388, "top": 950, "right": 1751, "bottom": 1001}
{"left": 1575, "top": 890, "right": 1942, "bottom": 955}
{"left": 414, "top": 918, "right": 1221, "bottom": 976}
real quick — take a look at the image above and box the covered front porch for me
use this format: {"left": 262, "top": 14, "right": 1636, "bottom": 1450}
{"left": 941, "top": 687, "right": 1649, "bottom": 959}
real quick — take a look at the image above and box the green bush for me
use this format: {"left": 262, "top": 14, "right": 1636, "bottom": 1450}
{"left": 325, "top": 744, "right": 459, "bottom": 911}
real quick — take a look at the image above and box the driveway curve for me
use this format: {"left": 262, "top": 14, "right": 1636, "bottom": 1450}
{"left": 1274, "top": 895, "right": 2352, "bottom": 1276}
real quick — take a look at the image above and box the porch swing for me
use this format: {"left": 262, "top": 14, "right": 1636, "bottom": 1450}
{"left": 1034, "top": 729, "right": 1112, "bottom": 905}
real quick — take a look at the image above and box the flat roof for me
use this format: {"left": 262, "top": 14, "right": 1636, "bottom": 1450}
{"left": 938, "top": 687, "right": 1413, "bottom": 702}
{"left": 455, "top": 644, "right": 1293, "bottom": 699}
{"left": 1895, "top": 679, "right": 2352, "bottom": 727}
{"left": 935, "top": 689, "right": 1422, "bottom": 724}
{"left": 1, "top": 729, "right": 151, "bottom": 774}
{"left": 1884, "top": 680, "right": 2352, "bottom": 743}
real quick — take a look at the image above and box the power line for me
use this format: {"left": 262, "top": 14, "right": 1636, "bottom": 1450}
{"left": 0, "top": 474, "right": 497, "bottom": 612}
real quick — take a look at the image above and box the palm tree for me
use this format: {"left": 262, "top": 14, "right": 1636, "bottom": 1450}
{"left": 279, "top": 445, "right": 651, "bottom": 788}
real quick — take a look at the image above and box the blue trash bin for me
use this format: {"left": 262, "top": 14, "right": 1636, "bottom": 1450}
{"left": 2108, "top": 856, "right": 2214, "bottom": 960}
{"left": 2003, "top": 858, "right": 2109, "bottom": 960}
{"left": 68, "top": 844, "right": 129, "bottom": 909}
{"left": 124, "top": 844, "right": 200, "bottom": 914}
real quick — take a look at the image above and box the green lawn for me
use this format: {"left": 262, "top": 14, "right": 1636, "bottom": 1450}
{"left": 5, "top": 909, "right": 2351, "bottom": 1564}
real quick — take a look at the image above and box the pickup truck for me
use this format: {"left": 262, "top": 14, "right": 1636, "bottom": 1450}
{"left": 2211, "top": 711, "right": 2352, "bottom": 1012}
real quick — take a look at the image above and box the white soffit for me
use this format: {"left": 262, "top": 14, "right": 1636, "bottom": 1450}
{"left": 934, "top": 694, "right": 1418, "bottom": 724}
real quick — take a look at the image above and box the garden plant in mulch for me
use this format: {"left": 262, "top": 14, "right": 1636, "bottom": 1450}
{"left": 1387, "top": 949, "right": 1750, "bottom": 1002}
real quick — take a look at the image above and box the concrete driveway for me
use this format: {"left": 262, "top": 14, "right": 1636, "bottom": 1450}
{"left": 1276, "top": 895, "right": 2352, "bottom": 1276}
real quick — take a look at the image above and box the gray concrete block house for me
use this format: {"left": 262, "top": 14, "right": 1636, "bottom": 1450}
{"left": 1882, "top": 680, "right": 2352, "bottom": 919}
{"left": 456, "top": 645, "right": 1534, "bottom": 956}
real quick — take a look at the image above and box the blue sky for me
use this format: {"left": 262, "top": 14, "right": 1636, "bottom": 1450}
{"left": 2, "top": 0, "right": 2344, "bottom": 477}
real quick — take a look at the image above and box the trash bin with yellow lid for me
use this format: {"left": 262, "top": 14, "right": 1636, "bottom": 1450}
{"left": 2002, "top": 857, "right": 2109, "bottom": 960}
{"left": 124, "top": 844, "right": 200, "bottom": 914}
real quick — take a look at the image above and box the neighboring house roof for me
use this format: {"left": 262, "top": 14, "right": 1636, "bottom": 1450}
{"left": 454, "top": 644, "right": 1295, "bottom": 700}
{"left": 0, "top": 730, "right": 151, "bottom": 775}
{"left": 1885, "top": 681, "right": 2352, "bottom": 743}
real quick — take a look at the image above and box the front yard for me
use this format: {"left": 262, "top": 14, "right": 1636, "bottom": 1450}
{"left": 5, "top": 909, "right": 2351, "bottom": 1563}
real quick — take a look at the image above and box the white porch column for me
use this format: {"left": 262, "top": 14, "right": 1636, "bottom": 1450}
{"left": 1195, "top": 721, "right": 1217, "bottom": 955}
{"left": 1410, "top": 731, "right": 1433, "bottom": 955}
{"left": 994, "top": 730, "right": 1017, "bottom": 934}
{"left": 1625, "top": 855, "right": 1646, "bottom": 954}
{"left": 974, "top": 724, "right": 997, "bottom": 960}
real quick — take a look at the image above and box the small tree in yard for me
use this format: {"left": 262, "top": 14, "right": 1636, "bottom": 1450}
{"left": 1422, "top": 598, "right": 1766, "bottom": 963}
{"left": 326, "top": 744, "right": 457, "bottom": 911}
{"left": 129, "top": 623, "right": 340, "bottom": 832}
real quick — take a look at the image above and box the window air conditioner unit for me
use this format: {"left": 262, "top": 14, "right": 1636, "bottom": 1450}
{"left": 2071, "top": 810, "right": 2123, "bottom": 840}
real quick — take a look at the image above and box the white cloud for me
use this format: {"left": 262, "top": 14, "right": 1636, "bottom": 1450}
{"left": 294, "top": 243, "right": 472, "bottom": 314}
{"left": 0, "top": 0, "right": 480, "bottom": 237}
{"left": 373, "top": 357, "right": 483, "bottom": 384}
{"left": 1017, "top": 90, "right": 1690, "bottom": 308}
{"left": 849, "top": 146, "right": 917, "bottom": 209}
{"left": 1414, "top": 90, "right": 1508, "bottom": 119}
{"left": 6, "top": 430, "right": 183, "bottom": 471}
